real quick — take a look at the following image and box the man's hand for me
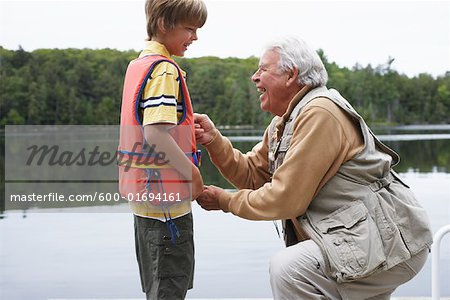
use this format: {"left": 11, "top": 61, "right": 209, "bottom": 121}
{"left": 196, "top": 185, "right": 224, "bottom": 211}
{"left": 194, "top": 113, "right": 218, "bottom": 145}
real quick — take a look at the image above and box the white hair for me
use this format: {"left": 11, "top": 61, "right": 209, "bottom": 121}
{"left": 264, "top": 37, "right": 328, "bottom": 87}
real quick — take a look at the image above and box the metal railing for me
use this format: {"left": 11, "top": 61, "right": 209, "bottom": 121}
{"left": 432, "top": 224, "right": 450, "bottom": 300}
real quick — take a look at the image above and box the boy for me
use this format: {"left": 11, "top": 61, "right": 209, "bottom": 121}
{"left": 118, "top": 0, "right": 207, "bottom": 299}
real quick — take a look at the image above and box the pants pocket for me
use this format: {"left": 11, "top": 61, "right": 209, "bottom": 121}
{"left": 149, "top": 229, "right": 194, "bottom": 279}
{"left": 317, "top": 200, "right": 386, "bottom": 282}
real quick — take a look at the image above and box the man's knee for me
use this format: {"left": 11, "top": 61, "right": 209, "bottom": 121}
{"left": 269, "top": 242, "right": 341, "bottom": 300}
{"left": 269, "top": 249, "right": 291, "bottom": 281}
{"left": 269, "top": 242, "right": 316, "bottom": 282}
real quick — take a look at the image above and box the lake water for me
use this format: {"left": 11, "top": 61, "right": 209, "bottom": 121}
{"left": 1, "top": 126, "right": 450, "bottom": 299}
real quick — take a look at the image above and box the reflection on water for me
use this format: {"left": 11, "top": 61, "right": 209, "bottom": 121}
{"left": 1, "top": 128, "right": 450, "bottom": 298}
{"left": 384, "top": 139, "right": 450, "bottom": 173}
{"left": 199, "top": 133, "right": 450, "bottom": 189}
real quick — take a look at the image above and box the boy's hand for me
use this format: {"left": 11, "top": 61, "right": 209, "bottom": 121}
{"left": 191, "top": 165, "right": 204, "bottom": 200}
{"left": 194, "top": 113, "right": 218, "bottom": 145}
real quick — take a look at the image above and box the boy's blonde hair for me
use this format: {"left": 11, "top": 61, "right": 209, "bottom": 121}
{"left": 145, "top": 0, "right": 207, "bottom": 40}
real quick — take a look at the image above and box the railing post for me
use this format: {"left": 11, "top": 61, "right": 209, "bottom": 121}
{"left": 432, "top": 224, "right": 450, "bottom": 300}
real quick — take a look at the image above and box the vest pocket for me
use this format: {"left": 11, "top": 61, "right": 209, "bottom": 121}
{"left": 316, "top": 200, "right": 386, "bottom": 282}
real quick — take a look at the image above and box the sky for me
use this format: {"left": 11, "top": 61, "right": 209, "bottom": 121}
{"left": 0, "top": 0, "right": 449, "bottom": 77}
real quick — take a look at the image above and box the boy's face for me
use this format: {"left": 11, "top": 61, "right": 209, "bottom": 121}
{"left": 160, "top": 22, "right": 199, "bottom": 57}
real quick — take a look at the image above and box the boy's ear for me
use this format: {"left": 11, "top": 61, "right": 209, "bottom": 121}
{"left": 157, "top": 17, "right": 167, "bottom": 34}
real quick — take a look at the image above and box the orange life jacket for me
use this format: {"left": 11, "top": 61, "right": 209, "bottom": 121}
{"left": 118, "top": 54, "right": 199, "bottom": 209}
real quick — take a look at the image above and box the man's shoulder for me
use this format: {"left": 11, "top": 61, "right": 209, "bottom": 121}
{"left": 306, "top": 96, "right": 338, "bottom": 110}
{"left": 300, "top": 96, "right": 360, "bottom": 139}
{"left": 303, "top": 96, "right": 349, "bottom": 119}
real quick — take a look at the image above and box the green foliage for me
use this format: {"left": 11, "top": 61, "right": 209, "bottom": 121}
{"left": 0, "top": 47, "right": 136, "bottom": 125}
{"left": 0, "top": 46, "right": 449, "bottom": 127}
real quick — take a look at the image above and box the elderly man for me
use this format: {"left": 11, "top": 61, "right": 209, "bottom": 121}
{"left": 195, "top": 37, "right": 433, "bottom": 300}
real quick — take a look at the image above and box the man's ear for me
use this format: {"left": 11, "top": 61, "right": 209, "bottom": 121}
{"left": 286, "top": 68, "right": 299, "bottom": 87}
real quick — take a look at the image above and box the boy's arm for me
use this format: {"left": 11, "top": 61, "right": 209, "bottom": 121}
{"left": 144, "top": 124, "right": 203, "bottom": 199}
{"left": 140, "top": 62, "right": 203, "bottom": 199}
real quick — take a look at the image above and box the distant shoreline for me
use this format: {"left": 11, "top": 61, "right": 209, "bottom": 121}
{"left": 1, "top": 124, "right": 450, "bottom": 134}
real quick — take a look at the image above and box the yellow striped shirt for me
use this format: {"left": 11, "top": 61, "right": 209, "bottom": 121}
{"left": 139, "top": 41, "right": 186, "bottom": 125}
{"left": 133, "top": 41, "right": 191, "bottom": 220}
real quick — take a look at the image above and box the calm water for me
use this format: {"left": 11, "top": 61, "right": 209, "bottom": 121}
{"left": 1, "top": 127, "right": 450, "bottom": 299}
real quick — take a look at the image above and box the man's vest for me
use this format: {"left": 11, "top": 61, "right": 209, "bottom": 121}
{"left": 268, "top": 86, "right": 433, "bottom": 285}
{"left": 118, "top": 54, "right": 199, "bottom": 218}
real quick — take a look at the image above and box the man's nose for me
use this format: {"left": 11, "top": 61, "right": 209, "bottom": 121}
{"left": 251, "top": 71, "right": 259, "bottom": 83}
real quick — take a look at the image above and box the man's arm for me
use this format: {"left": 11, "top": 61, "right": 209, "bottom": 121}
{"left": 194, "top": 113, "right": 271, "bottom": 190}
{"left": 198, "top": 102, "right": 358, "bottom": 220}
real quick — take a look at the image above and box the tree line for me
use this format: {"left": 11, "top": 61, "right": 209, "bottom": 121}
{"left": 1, "top": 46, "right": 449, "bottom": 127}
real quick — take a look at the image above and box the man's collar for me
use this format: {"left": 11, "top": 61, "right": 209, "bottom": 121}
{"left": 275, "top": 85, "right": 313, "bottom": 140}
{"left": 282, "top": 86, "right": 313, "bottom": 122}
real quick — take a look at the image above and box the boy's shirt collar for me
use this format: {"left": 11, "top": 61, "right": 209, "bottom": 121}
{"left": 139, "top": 41, "right": 172, "bottom": 58}
{"left": 138, "top": 41, "right": 186, "bottom": 77}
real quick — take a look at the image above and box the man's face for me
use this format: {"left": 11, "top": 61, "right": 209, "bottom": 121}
{"left": 251, "top": 50, "right": 291, "bottom": 116}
